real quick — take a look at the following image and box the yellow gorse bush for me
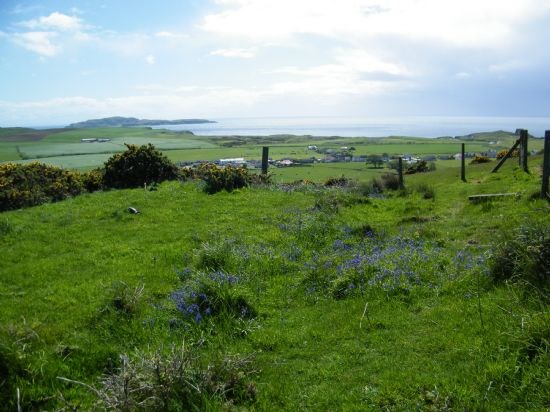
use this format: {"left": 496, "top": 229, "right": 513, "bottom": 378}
{"left": 0, "top": 162, "right": 85, "bottom": 211}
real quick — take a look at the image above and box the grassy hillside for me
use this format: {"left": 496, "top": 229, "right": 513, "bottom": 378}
{"left": 0, "top": 153, "right": 548, "bottom": 410}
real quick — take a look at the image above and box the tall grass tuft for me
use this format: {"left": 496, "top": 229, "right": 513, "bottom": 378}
{"left": 490, "top": 224, "right": 550, "bottom": 299}
{"left": 66, "top": 344, "right": 257, "bottom": 410}
{"left": 416, "top": 183, "right": 436, "bottom": 200}
{"left": 107, "top": 281, "right": 145, "bottom": 317}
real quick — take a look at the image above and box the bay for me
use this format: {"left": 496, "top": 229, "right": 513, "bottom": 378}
{"left": 153, "top": 116, "right": 550, "bottom": 138}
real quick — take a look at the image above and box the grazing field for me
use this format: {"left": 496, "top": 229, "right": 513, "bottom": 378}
{"left": 0, "top": 127, "right": 543, "bottom": 178}
{"left": 0, "top": 154, "right": 548, "bottom": 410}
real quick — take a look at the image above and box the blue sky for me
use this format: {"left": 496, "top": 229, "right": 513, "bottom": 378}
{"left": 1, "top": 0, "right": 550, "bottom": 126}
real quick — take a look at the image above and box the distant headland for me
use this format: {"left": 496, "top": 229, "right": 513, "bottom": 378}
{"left": 67, "top": 116, "right": 216, "bottom": 128}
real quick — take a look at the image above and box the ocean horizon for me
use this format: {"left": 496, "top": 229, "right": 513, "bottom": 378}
{"left": 152, "top": 115, "right": 550, "bottom": 138}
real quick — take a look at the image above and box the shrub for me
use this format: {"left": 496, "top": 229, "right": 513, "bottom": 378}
{"left": 470, "top": 155, "right": 491, "bottom": 164}
{"left": 103, "top": 144, "right": 178, "bottom": 189}
{"left": 178, "top": 166, "right": 196, "bottom": 181}
{"left": 195, "top": 163, "right": 251, "bottom": 194}
{"left": 405, "top": 160, "right": 429, "bottom": 175}
{"left": 373, "top": 173, "right": 400, "bottom": 191}
{"left": 88, "top": 345, "right": 256, "bottom": 410}
{"left": 0, "top": 162, "right": 84, "bottom": 211}
{"left": 496, "top": 149, "right": 519, "bottom": 159}
{"left": 324, "top": 176, "right": 350, "bottom": 187}
{"left": 81, "top": 168, "right": 104, "bottom": 192}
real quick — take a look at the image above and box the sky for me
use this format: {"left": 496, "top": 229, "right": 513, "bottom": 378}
{"left": 1, "top": 0, "right": 550, "bottom": 126}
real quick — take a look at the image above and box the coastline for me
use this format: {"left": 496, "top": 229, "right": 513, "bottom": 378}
{"left": 151, "top": 115, "right": 550, "bottom": 138}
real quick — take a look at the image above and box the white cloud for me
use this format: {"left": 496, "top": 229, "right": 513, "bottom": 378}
{"left": 21, "top": 12, "right": 83, "bottom": 31}
{"left": 0, "top": 90, "right": 262, "bottom": 123}
{"left": 268, "top": 65, "right": 405, "bottom": 98}
{"left": 210, "top": 48, "right": 256, "bottom": 58}
{"left": 333, "top": 49, "right": 408, "bottom": 76}
{"left": 9, "top": 12, "right": 92, "bottom": 57}
{"left": 176, "top": 85, "right": 200, "bottom": 93}
{"left": 268, "top": 48, "right": 409, "bottom": 98}
{"left": 146, "top": 54, "right": 156, "bottom": 64}
{"left": 202, "top": 0, "right": 550, "bottom": 48}
{"left": 12, "top": 31, "right": 60, "bottom": 57}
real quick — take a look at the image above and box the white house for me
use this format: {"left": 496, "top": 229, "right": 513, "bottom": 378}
{"left": 219, "top": 158, "right": 246, "bottom": 166}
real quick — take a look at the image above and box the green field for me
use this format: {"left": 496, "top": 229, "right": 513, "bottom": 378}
{"left": 0, "top": 127, "right": 543, "bottom": 178}
{"left": 1, "top": 153, "right": 548, "bottom": 409}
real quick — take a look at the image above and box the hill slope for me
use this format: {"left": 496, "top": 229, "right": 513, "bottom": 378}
{"left": 0, "top": 158, "right": 548, "bottom": 410}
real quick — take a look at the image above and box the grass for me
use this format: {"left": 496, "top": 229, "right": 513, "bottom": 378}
{"left": 0, "top": 144, "right": 20, "bottom": 162}
{"left": 0, "top": 140, "right": 549, "bottom": 410}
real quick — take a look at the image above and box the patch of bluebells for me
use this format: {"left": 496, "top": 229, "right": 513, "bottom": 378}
{"left": 285, "top": 242, "right": 303, "bottom": 261}
{"left": 332, "top": 239, "right": 354, "bottom": 251}
{"left": 303, "top": 235, "right": 448, "bottom": 296}
{"left": 453, "top": 249, "right": 487, "bottom": 274}
{"left": 171, "top": 269, "right": 246, "bottom": 323}
{"left": 175, "top": 267, "right": 193, "bottom": 281}
{"left": 209, "top": 270, "right": 240, "bottom": 285}
{"left": 171, "top": 285, "right": 213, "bottom": 323}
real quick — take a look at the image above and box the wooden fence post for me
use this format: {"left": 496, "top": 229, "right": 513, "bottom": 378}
{"left": 492, "top": 138, "right": 521, "bottom": 173}
{"left": 542, "top": 130, "right": 550, "bottom": 199}
{"left": 398, "top": 157, "right": 404, "bottom": 189}
{"left": 261, "top": 146, "right": 269, "bottom": 175}
{"left": 461, "top": 143, "right": 466, "bottom": 182}
{"left": 520, "top": 129, "right": 528, "bottom": 172}
{"left": 518, "top": 129, "right": 523, "bottom": 167}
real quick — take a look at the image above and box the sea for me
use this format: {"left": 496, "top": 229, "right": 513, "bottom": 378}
{"left": 151, "top": 116, "right": 550, "bottom": 138}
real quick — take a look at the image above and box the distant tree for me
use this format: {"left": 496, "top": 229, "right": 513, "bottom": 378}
{"left": 366, "top": 154, "right": 384, "bottom": 168}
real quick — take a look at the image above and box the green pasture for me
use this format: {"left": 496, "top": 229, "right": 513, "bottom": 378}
{"left": 269, "top": 162, "right": 386, "bottom": 183}
{"left": 2, "top": 127, "right": 542, "bottom": 173}
{"left": 40, "top": 127, "right": 194, "bottom": 142}
{"left": 17, "top": 153, "right": 114, "bottom": 170}
{"left": 17, "top": 128, "right": 215, "bottom": 160}
{"left": 0, "top": 143, "right": 20, "bottom": 162}
{"left": 1, "top": 155, "right": 548, "bottom": 410}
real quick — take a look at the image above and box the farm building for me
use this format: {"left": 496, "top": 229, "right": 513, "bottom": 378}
{"left": 219, "top": 158, "right": 246, "bottom": 166}
{"left": 81, "top": 138, "right": 111, "bottom": 143}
